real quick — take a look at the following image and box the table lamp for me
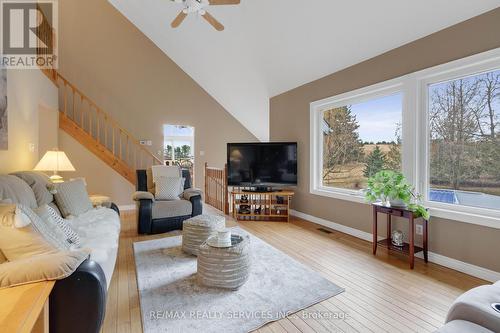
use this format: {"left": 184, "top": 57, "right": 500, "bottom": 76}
{"left": 34, "top": 150, "right": 76, "bottom": 183}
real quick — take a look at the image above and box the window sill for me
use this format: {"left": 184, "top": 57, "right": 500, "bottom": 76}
{"left": 310, "top": 187, "right": 366, "bottom": 204}
{"left": 427, "top": 205, "right": 500, "bottom": 229}
{"left": 310, "top": 188, "right": 500, "bottom": 230}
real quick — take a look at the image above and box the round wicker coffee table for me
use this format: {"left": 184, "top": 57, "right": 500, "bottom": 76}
{"left": 197, "top": 234, "right": 251, "bottom": 290}
{"left": 182, "top": 214, "right": 225, "bottom": 256}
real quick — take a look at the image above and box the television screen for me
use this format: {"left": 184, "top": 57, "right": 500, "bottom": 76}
{"left": 227, "top": 142, "right": 297, "bottom": 186}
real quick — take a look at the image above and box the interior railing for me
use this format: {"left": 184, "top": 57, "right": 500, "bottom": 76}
{"left": 204, "top": 163, "right": 229, "bottom": 214}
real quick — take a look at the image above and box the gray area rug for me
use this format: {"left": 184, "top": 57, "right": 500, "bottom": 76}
{"left": 134, "top": 227, "right": 344, "bottom": 333}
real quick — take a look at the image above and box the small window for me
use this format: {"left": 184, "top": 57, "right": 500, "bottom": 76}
{"left": 428, "top": 69, "right": 500, "bottom": 210}
{"left": 163, "top": 125, "right": 195, "bottom": 171}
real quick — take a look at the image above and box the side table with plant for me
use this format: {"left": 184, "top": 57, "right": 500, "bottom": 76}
{"left": 365, "top": 170, "right": 430, "bottom": 220}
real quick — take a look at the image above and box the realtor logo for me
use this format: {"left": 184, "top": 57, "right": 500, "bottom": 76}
{"left": 1, "top": 0, "right": 58, "bottom": 69}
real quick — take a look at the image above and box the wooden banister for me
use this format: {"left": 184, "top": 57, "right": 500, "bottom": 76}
{"left": 48, "top": 70, "right": 163, "bottom": 184}
{"left": 36, "top": 16, "right": 163, "bottom": 183}
{"left": 204, "top": 163, "right": 229, "bottom": 214}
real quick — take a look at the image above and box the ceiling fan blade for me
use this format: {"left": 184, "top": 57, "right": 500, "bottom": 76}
{"left": 171, "top": 11, "right": 187, "bottom": 28}
{"left": 209, "top": 0, "right": 240, "bottom": 5}
{"left": 202, "top": 11, "right": 224, "bottom": 31}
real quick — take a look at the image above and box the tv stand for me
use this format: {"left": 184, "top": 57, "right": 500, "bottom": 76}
{"left": 231, "top": 190, "right": 294, "bottom": 222}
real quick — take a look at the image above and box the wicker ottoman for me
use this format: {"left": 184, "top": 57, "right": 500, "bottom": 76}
{"left": 197, "top": 235, "right": 251, "bottom": 290}
{"left": 182, "top": 214, "right": 225, "bottom": 256}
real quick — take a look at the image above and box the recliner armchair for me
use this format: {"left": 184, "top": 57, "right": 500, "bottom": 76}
{"left": 134, "top": 167, "right": 203, "bottom": 234}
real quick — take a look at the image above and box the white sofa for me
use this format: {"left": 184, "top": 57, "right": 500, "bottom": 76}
{"left": 1, "top": 172, "right": 120, "bottom": 288}
{"left": 63, "top": 205, "right": 120, "bottom": 286}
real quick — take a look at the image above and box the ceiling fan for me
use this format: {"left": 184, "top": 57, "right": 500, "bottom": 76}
{"left": 169, "top": 0, "right": 240, "bottom": 31}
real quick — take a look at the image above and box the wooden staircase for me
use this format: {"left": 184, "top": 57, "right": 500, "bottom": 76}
{"left": 47, "top": 71, "right": 163, "bottom": 184}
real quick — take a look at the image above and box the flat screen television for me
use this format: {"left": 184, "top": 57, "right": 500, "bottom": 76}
{"left": 227, "top": 142, "right": 297, "bottom": 189}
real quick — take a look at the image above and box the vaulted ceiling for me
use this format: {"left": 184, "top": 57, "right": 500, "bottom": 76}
{"left": 108, "top": 0, "right": 500, "bottom": 141}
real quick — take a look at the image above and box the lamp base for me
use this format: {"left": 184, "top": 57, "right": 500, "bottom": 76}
{"left": 49, "top": 174, "right": 64, "bottom": 183}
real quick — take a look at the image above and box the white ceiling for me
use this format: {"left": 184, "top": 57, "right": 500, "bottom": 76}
{"left": 108, "top": 0, "right": 500, "bottom": 141}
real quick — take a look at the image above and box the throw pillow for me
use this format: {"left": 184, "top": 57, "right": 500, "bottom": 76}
{"left": 155, "top": 176, "right": 183, "bottom": 200}
{"left": 0, "top": 249, "right": 90, "bottom": 289}
{"left": 9, "top": 171, "right": 54, "bottom": 207}
{"left": 0, "top": 204, "right": 65, "bottom": 261}
{"left": 35, "top": 205, "right": 81, "bottom": 247}
{"left": 53, "top": 179, "right": 93, "bottom": 218}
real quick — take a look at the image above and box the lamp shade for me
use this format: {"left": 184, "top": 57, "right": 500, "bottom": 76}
{"left": 34, "top": 151, "right": 76, "bottom": 172}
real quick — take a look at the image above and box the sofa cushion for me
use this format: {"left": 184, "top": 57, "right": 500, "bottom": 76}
{"left": 152, "top": 199, "right": 192, "bottom": 219}
{"left": 0, "top": 175, "right": 37, "bottom": 209}
{"left": 68, "top": 207, "right": 120, "bottom": 287}
{"left": 155, "top": 176, "right": 183, "bottom": 200}
{"left": 437, "top": 320, "right": 494, "bottom": 333}
{"left": 53, "top": 179, "right": 93, "bottom": 217}
{"left": 0, "top": 204, "right": 68, "bottom": 261}
{"left": 0, "top": 249, "right": 90, "bottom": 289}
{"left": 10, "top": 171, "right": 54, "bottom": 207}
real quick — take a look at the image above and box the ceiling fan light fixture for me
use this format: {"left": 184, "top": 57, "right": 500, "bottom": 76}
{"left": 199, "top": 9, "right": 206, "bottom": 15}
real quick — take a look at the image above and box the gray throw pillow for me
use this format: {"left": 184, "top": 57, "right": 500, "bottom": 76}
{"left": 10, "top": 171, "right": 54, "bottom": 207}
{"left": 53, "top": 179, "right": 93, "bottom": 217}
{"left": 155, "top": 177, "right": 183, "bottom": 200}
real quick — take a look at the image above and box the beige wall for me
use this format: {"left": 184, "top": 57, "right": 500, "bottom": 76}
{"left": 57, "top": 0, "right": 257, "bottom": 202}
{"left": 270, "top": 8, "right": 500, "bottom": 273}
{"left": 59, "top": 130, "right": 135, "bottom": 206}
{"left": 0, "top": 69, "right": 58, "bottom": 174}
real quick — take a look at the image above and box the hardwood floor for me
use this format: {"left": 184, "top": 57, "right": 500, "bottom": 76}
{"left": 102, "top": 207, "right": 486, "bottom": 333}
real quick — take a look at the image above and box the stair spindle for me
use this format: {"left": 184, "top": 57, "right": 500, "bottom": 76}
{"left": 112, "top": 126, "right": 116, "bottom": 155}
{"left": 80, "top": 95, "right": 84, "bottom": 128}
{"left": 104, "top": 116, "right": 108, "bottom": 149}
{"left": 96, "top": 111, "right": 100, "bottom": 144}
{"left": 63, "top": 82, "right": 68, "bottom": 116}
{"left": 72, "top": 88, "right": 76, "bottom": 121}
{"left": 119, "top": 129, "right": 123, "bottom": 160}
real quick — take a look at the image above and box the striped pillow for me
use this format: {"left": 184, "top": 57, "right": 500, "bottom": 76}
{"left": 16, "top": 204, "right": 71, "bottom": 251}
{"left": 35, "top": 205, "right": 81, "bottom": 247}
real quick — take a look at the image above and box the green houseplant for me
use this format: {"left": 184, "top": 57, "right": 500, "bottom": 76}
{"left": 365, "top": 170, "right": 430, "bottom": 220}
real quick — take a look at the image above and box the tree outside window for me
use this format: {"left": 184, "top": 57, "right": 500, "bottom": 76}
{"left": 428, "top": 69, "right": 500, "bottom": 208}
{"left": 322, "top": 93, "right": 403, "bottom": 190}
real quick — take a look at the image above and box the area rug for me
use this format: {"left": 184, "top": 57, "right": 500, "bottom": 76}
{"left": 133, "top": 227, "right": 344, "bottom": 333}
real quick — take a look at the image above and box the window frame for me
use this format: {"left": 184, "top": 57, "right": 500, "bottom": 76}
{"left": 416, "top": 49, "right": 500, "bottom": 228}
{"left": 310, "top": 47, "right": 500, "bottom": 228}
{"left": 310, "top": 78, "right": 409, "bottom": 203}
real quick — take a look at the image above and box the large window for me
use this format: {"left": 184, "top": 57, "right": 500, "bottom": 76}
{"left": 311, "top": 48, "right": 500, "bottom": 226}
{"left": 322, "top": 93, "right": 402, "bottom": 191}
{"left": 428, "top": 70, "right": 500, "bottom": 210}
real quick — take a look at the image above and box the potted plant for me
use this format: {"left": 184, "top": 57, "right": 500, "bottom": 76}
{"left": 365, "top": 170, "right": 430, "bottom": 219}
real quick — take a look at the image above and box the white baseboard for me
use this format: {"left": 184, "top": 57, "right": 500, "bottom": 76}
{"left": 118, "top": 204, "right": 136, "bottom": 211}
{"left": 290, "top": 209, "right": 384, "bottom": 242}
{"left": 414, "top": 251, "right": 500, "bottom": 283}
{"left": 290, "top": 209, "right": 500, "bottom": 282}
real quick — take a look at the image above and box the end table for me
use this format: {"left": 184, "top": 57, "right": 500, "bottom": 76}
{"left": 372, "top": 202, "right": 428, "bottom": 269}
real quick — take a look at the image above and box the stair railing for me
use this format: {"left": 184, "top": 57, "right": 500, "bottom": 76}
{"left": 204, "top": 163, "right": 229, "bottom": 214}
{"left": 55, "top": 73, "right": 163, "bottom": 173}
